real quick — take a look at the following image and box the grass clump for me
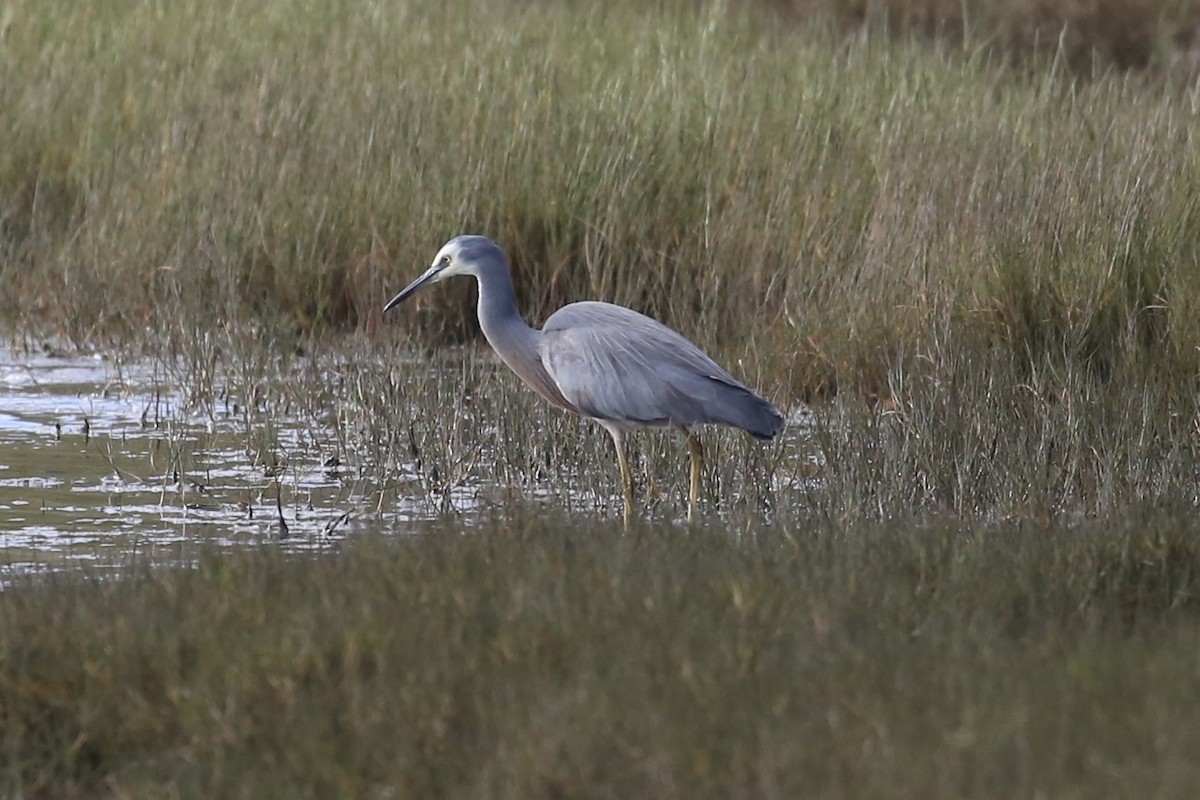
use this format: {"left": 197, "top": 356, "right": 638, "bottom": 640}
{"left": 816, "top": 338, "right": 1200, "bottom": 520}
{"left": 3, "top": 511, "right": 1200, "bottom": 798}
{"left": 769, "top": 0, "right": 1200, "bottom": 74}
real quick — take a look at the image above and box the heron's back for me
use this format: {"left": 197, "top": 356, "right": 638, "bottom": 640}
{"left": 539, "top": 302, "right": 782, "bottom": 439}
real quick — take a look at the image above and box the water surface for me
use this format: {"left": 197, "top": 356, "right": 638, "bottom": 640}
{"left": 0, "top": 348, "right": 391, "bottom": 576}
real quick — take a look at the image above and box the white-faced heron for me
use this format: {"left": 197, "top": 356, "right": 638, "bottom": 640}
{"left": 385, "top": 235, "right": 783, "bottom": 526}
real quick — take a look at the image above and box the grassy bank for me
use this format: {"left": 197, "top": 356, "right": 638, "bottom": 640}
{"left": 3, "top": 0, "right": 1200, "bottom": 399}
{"left": 3, "top": 511, "right": 1200, "bottom": 797}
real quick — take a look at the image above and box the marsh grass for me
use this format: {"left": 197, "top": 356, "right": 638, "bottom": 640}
{"left": 51, "top": 313, "right": 1191, "bottom": 529}
{"left": 2, "top": 0, "right": 1199, "bottom": 400}
{"left": 3, "top": 510, "right": 1200, "bottom": 797}
{"left": 172, "top": 328, "right": 1192, "bottom": 526}
{"left": 817, "top": 337, "right": 1200, "bottom": 520}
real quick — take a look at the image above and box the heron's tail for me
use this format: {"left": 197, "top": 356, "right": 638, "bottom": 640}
{"left": 737, "top": 391, "right": 784, "bottom": 441}
{"left": 696, "top": 378, "right": 783, "bottom": 440}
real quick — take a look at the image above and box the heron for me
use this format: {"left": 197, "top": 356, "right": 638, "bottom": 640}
{"left": 384, "top": 235, "right": 783, "bottom": 526}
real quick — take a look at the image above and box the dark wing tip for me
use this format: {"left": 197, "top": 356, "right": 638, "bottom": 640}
{"left": 747, "top": 402, "right": 785, "bottom": 440}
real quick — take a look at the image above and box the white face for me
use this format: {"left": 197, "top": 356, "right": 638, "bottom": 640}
{"left": 429, "top": 242, "right": 464, "bottom": 281}
{"left": 383, "top": 241, "right": 464, "bottom": 311}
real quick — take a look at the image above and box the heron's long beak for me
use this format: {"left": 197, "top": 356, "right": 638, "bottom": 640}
{"left": 383, "top": 265, "right": 439, "bottom": 312}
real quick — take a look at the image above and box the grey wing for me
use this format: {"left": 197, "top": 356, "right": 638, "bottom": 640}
{"left": 539, "top": 302, "right": 783, "bottom": 439}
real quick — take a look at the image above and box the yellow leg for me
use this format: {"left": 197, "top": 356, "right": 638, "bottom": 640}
{"left": 617, "top": 438, "right": 634, "bottom": 530}
{"left": 687, "top": 431, "right": 704, "bottom": 523}
{"left": 604, "top": 424, "right": 634, "bottom": 529}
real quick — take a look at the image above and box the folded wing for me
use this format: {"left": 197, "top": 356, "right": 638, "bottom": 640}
{"left": 539, "top": 302, "right": 782, "bottom": 440}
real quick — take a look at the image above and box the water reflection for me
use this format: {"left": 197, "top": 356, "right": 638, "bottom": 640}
{"left": 0, "top": 348, "right": 383, "bottom": 576}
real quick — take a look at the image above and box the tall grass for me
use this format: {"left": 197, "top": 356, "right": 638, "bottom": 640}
{"left": 2, "top": 0, "right": 1199, "bottom": 399}
{"left": 817, "top": 342, "right": 1200, "bottom": 520}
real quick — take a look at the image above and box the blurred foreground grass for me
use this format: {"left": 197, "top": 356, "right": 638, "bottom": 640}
{"left": 3, "top": 510, "right": 1200, "bottom": 797}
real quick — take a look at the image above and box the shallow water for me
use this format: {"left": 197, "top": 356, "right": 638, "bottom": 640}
{"left": 0, "top": 348, "right": 395, "bottom": 577}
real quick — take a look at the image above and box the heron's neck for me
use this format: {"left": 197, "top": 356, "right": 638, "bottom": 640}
{"left": 468, "top": 258, "right": 575, "bottom": 412}
{"left": 472, "top": 261, "right": 540, "bottom": 363}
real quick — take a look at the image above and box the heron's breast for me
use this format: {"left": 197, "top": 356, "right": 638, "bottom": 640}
{"left": 491, "top": 341, "right": 578, "bottom": 414}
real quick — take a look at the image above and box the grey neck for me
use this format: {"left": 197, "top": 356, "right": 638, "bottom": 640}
{"left": 466, "top": 254, "right": 575, "bottom": 412}
{"left": 472, "top": 259, "right": 541, "bottom": 366}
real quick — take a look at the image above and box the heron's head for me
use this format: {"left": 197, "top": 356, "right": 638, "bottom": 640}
{"left": 384, "top": 235, "right": 506, "bottom": 312}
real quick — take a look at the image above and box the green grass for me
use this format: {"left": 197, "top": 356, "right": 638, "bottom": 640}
{"left": 3, "top": 511, "right": 1200, "bottom": 798}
